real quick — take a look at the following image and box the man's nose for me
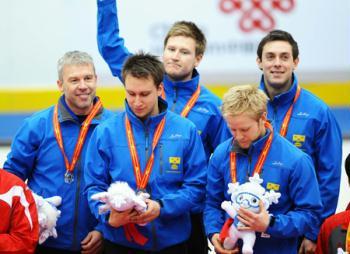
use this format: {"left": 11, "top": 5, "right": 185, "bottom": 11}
{"left": 77, "top": 80, "right": 88, "bottom": 89}
{"left": 171, "top": 50, "right": 180, "bottom": 60}
{"left": 235, "top": 131, "right": 243, "bottom": 140}
{"left": 273, "top": 57, "right": 282, "bottom": 66}
{"left": 134, "top": 96, "right": 142, "bottom": 106}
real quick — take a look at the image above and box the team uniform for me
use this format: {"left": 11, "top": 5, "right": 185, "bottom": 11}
{"left": 84, "top": 98, "right": 207, "bottom": 251}
{"left": 0, "top": 169, "right": 39, "bottom": 254}
{"left": 97, "top": 2, "right": 230, "bottom": 252}
{"left": 260, "top": 74, "right": 342, "bottom": 223}
{"left": 3, "top": 96, "right": 113, "bottom": 251}
{"left": 204, "top": 126, "right": 323, "bottom": 253}
{"left": 316, "top": 204, "right": 350, "bottom": 254}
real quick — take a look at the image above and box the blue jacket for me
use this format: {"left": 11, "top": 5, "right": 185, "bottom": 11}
{"left": 204, "top": 130, "right": 323, "bottom": 253}
{"left": 84, "top": 99, "right": 207, "bottom": 251}
{"left": 97, "top": 0, "right": 231, "bottom": 161}
{"left": 260, "top": 74, "right": 342, "bottom": 222}
{"left": 3, "top": 96, "right": 114, "bottom": 251}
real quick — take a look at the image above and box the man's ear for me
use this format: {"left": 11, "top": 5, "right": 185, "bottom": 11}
{"left": 57, "top": 80, "right": 64, "bottom": 92}
{"left": 259, "top": 112, "right": 268, "bottom": 128}
{"left": 194, "top": 54, "right": 203, "bottom": 68}
{"left": 293, "top": 57, "right": 299, "bottom": 71}
{"left": 256, "top": 57, "right": 263, "bottom": 70}
{"left": 157, "top": 82, "right": 164, "bottom": 97}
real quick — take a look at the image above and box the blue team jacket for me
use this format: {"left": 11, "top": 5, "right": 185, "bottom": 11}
{"left": 204, "top": 129, "right": 323, "bottom": 254}
{"left": 3, "top": 96, "right": 114, "bottom": 251}
{"left": 96, "top": 0, "right": 231, "bottom": 161}
{"left": 260, "top": 74, "right": 342, "bottom": 222}
{"left": 84, "top": 99, "right": 207, "bottom": 251}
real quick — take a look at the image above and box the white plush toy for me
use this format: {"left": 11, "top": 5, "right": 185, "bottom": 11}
{"left": 91, "top": 181, "right": 150, "bottom": 215}
{"left": 220, "top": 173, "right": 281, "bottom": 254}
{"left": 32, "top": 193, "right": 62, "bottom": 244}
{"left": 337, "top": 248, "right": 348, "bottom": 254}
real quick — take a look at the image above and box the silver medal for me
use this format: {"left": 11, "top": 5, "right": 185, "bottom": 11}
{"left": 64, "top": 171, "right": 74, "bottom": 184}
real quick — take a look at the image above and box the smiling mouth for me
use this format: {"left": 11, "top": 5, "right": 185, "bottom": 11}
{"left": 167, "top": 63, "right": 181, "bottom": 68}
{"left": 78, "top": 94, "right": 90, "bottom": 99}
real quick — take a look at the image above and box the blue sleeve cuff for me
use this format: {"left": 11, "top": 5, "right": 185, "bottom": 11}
{"left": 97, "top": 0, "right": 115, "bottom": 7}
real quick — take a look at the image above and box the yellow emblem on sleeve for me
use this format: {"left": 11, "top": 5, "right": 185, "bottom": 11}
{"left": 267, "top": 182, "right": 280, "bottom": 191}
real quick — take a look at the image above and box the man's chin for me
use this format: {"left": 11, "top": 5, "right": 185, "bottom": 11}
{"left": 268, "top": 78, "right": 289, "bottom": 87}
{"left": 134, "top": 111, "right": 148, "bottom": 120}
{"left": 166, "top": 72, "right": 189, "bottom": 82}
{"left": 238, "top": 143, "right": 250, "bottom": 149}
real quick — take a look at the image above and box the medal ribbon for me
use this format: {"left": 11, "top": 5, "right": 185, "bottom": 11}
{"left": 124, "top": 115, "right": 165, "bottom": 245}
{"left": 161, "top": 85, "right": 200, "bottom": 117}
{"left": 125, "top": 115, "right": 165, "bottom": 190}
{"left": 279, "top": 85, "right": 301, "bottom": 137}
{"left": 230, "top": 122, "right": 274, "bottom": 183}
{"left": 124, "top": 223, "right": 148, "bottom": 246}
{"left": 53, "top": 99, "right": 102, "bottom": 174}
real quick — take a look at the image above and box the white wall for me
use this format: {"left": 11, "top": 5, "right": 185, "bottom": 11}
{"left": 0, "top": 0, "right": 350, "bottom": 88}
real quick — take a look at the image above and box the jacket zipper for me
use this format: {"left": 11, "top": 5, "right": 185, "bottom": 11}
{"left": 247, "top": 147, "right": 253, "bottom": 180}
{"left": 72, "top": 159, "right": 82, "bottom": 250}
{"left": 151, "top": 221, "right": 158, "bottom": 251}
{"left": 170, "top": 87, "right": 178, "bottom": 112}
{"left": 145, "top": 126, "right": 150, "bottom": 161}
{"left": 159, "top": 143, "right": 163, "bottom": 175}
{"left": 273, "top": 104, "right": 277, "bottom": 127}
{"left": 144, "top": 124, "right": 158, "bottom": 250}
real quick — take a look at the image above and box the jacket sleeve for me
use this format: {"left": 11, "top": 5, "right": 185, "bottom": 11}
{"left": 97, "top": 0, "right": 132, "bottom": 80}
{"left": 314, "top": 108, "right": 342, "bottom": 221}
{"left": 0, "top": 184, "right": 39, "bottom": 254}
{"left": 266, "top": 154, "right": 323, "bottom": 241}
{"left": 3, "top": 117, "right": 42, "bottom": 181}
{"left": 84, "top": 126, "right": 112, "bottom": 224}
{"left": 203, "top": 149, "right": 228, "bottom": 236}
{"left": 158, "top": 124, "right": 207, "bottom": 219}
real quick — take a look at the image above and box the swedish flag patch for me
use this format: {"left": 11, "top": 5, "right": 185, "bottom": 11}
{"left": 169, "top": 157, "right": 181, "bottom": 170}
{"left": 292, "top": 134, "right": 305, "bottom": 142}
{"left": 267, "top": 182, "right": 280, "bottom": 191}
{"left": 292, "top": 134, "right": 305, "bottom": 148}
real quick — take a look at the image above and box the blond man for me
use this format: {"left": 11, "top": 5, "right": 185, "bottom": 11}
{"left": 204, "top": 85, "right": 322, "bottom": 254}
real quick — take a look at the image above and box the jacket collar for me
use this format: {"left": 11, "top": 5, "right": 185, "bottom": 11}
{"left": 259, "top": 73, "right": 299, "bottom": 106}
{"left": 231, "top": 126, "right": 273, "bottom": 156}
{"left": 58, "top": 95, "right": 103, "bottom": 124}
{"left": 124, "top": 97, "right": 168, "bottom": 129}
{"left": 163, "top": 69, "right": 200, "bottom": 96}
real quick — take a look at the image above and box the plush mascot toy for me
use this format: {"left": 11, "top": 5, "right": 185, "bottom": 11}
{"left": 32, "top": 193, "right": 62, "bottom": 244}
{"left": 91, "top": 181, "right": 149, "bottom": 216}
{"left": 91, "top": 181, "right": 150, "bottom": 246}
{"left": 337, "top": 247, "right": 348, "bottom": 254}
{"left": 220, "top": 173, "right": 281, "bottom": 254}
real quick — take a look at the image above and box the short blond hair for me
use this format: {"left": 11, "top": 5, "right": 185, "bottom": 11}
{"left": 57, "top": 51, "right": 95, "bottom": 81}
{"left": 164, "top": 21, "right": 206, "bottom": 56}
{"left": 221, "top": 85, "right": 268, "bottom": 119}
